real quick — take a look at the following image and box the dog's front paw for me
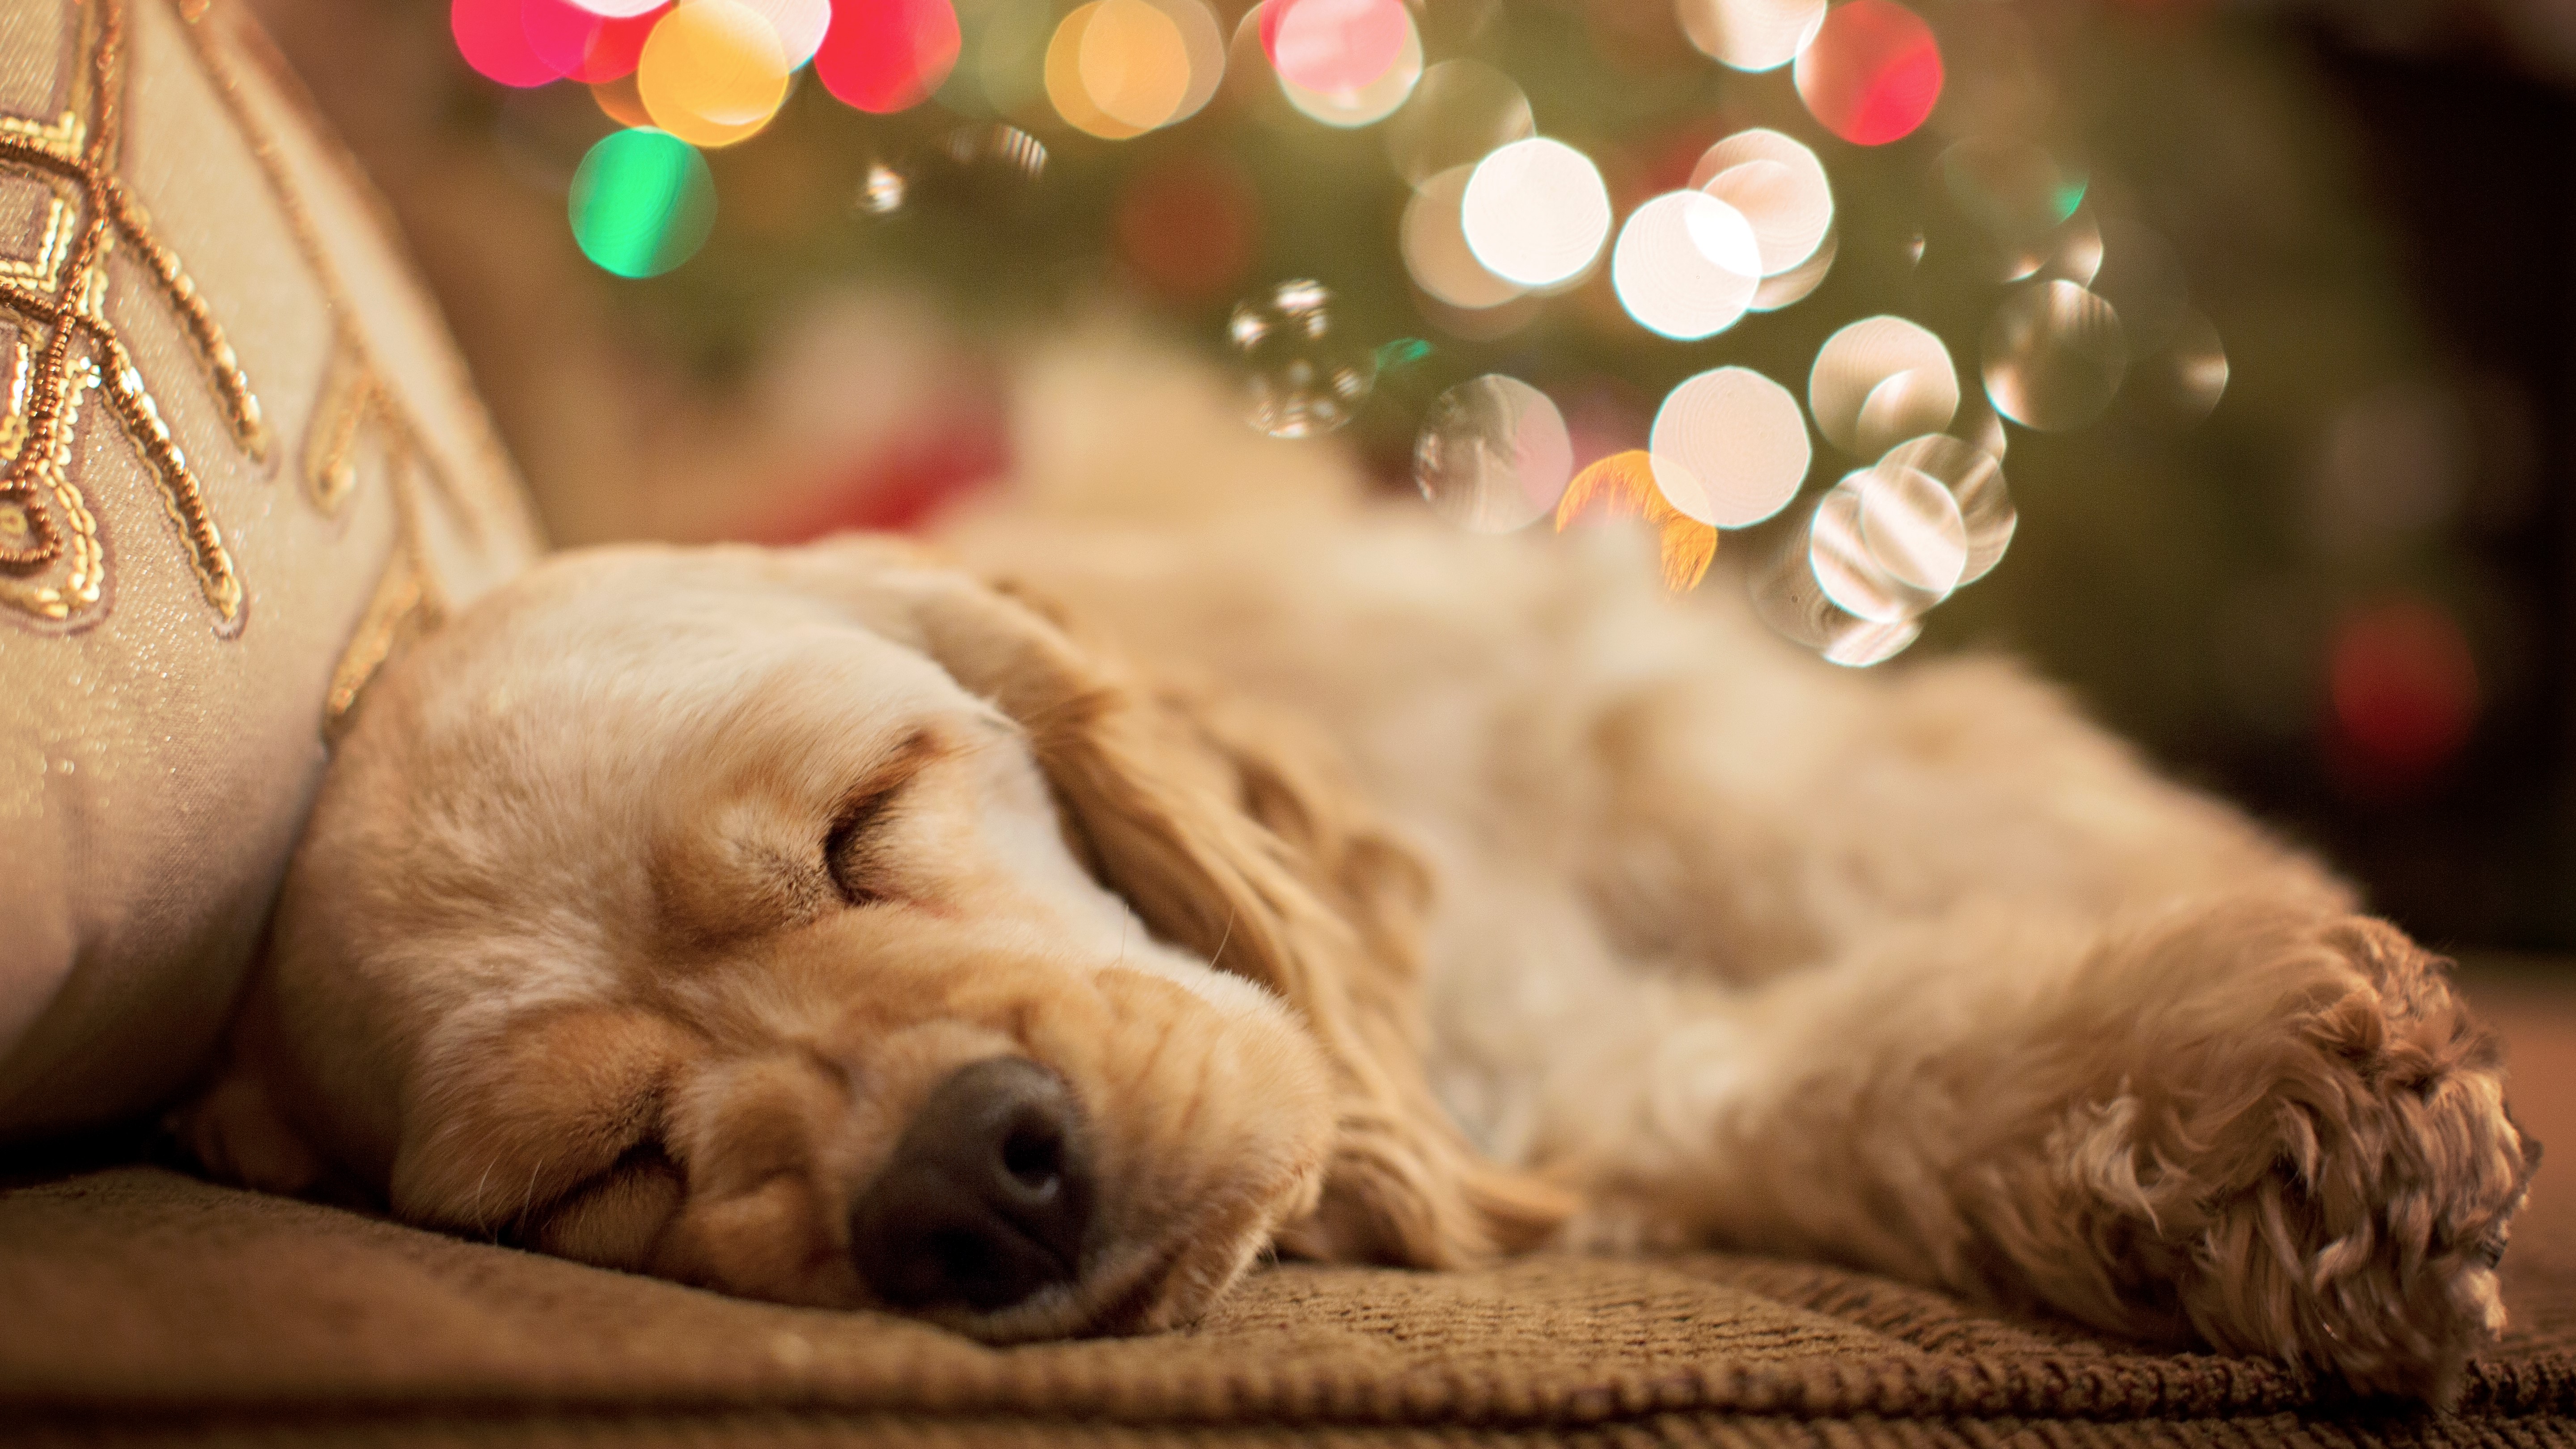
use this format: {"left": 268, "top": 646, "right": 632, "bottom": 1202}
{"left": 2140, "top": 916, "right": 2537, "bottom": 1402}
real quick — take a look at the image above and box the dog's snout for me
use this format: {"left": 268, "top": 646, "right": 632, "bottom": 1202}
{"left": 848, "top": 1056, "right": 1095, "bottom": 1313}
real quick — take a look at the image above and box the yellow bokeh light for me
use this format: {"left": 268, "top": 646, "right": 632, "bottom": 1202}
{"left": 1081, "top": 0, "right": 1190, "bottom": 130}
{"left": 1554, "top": 449, "right": 1718, "bottom": 593}
{"left": 638, "top": 0, "right": 791, "bottom": 149}
{"left": 1047, "top": 0, "right": 1196, "bottom": 138}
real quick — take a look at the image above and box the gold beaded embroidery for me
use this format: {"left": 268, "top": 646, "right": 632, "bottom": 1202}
{"left": 0, "top": 0, "right": 273, "bottom": 626}
{"left": 301, "top": 326, "right": 378, "bottom": 515}
{"left": 178, "top": 0, "right": 524, "bottom": 729}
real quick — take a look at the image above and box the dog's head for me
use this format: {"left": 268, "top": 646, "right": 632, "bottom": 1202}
{"left": 203, "top": 539, "right": 1566, "bottom": 1338}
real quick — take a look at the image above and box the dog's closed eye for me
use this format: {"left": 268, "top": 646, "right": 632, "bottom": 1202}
{"left": 825, "top": 729, "right": 948, "bottom": 906}
{"left": 826, "top": 784, "right": 903, "bottom": 906}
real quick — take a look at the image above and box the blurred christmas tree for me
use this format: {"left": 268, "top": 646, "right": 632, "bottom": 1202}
{"left": 292, "top": 0, "right": 2573, "bottom": 949}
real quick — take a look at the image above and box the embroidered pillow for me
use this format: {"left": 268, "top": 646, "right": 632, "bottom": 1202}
{"left": 0, "top": 0, "right": 538, "bottom": 1139}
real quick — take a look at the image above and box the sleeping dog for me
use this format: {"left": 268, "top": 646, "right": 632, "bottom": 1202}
{"left": 177, "top": 510, "right": 2536, "bottom": 1404}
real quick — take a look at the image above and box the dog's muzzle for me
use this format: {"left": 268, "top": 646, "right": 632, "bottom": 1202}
{"left": 847, "top": 1055, "right": 1096, "bottom": 1312}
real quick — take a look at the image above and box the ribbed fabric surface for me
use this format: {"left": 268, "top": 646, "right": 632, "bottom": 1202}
{"left": 3, "top": 1168, "right": 2569, "bottom": 1447}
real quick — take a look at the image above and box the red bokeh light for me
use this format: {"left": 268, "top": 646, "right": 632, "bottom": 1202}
{"left": 453, "top": 0, "right": 561, "bottom": 87}
{"left": 1115, "top": 150, "right": 1259, "bottom": 301}
{"left": 522, "top": 0, "right": 668, "bottom": 85}
{"left": 2328, "top": 595, "right": 2480, "bottom": 797}
{"left": 817, "top": 0, "right": 962, "bottom": 114}
{"left": 1260, "top": 0, "right": 1407, "bottom": 94}
{"left": 1793, "top": 0, "right": 1943, "bottom": 146}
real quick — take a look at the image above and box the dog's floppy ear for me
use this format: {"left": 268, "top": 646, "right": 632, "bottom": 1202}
{"left": 836, "top": 546, "right": 1573, "bottom": 1266}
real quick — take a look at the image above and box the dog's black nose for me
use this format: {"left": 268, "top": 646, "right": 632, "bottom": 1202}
{"left": 848, "top": 1056, "right": 1094, "bottom": 1313}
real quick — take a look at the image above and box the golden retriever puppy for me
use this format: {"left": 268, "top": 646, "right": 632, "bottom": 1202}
{"left": 180, "top": 513, "right": 2533, "bottom": 1402}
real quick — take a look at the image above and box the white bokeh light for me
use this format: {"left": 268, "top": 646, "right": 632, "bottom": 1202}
{"left": 1402, "top": 165, "right": 1527, "bottom": 309}
{"left": 1461, "top": 138, "right": 1611, "bottom": 289}
{"left": 1691, "top": 130, "right": 1834, "bottom": 278}
{"left": 1809, "top": 316, "right": 1959, "bottom": 457}
{"left": 1611, "top": 191, "right": 1760, "bottom": 340}
{"left": 1649, "top": 368, "right": 1811, "bottom": 527}
{"left": 1675, "top": 0, "right": 1828, "bottom": 73}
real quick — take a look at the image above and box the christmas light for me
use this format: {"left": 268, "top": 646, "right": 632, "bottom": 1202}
{"left": 1873, "top": 434, "right": 2013, "bottom": 585}
{"left": 1401, "top": 166, "right": 1526, "bottom": 310}
{"left": 1649, "top": 368, "right": 1810, "bottom": 528}
{"left": 1794, "top": 0, "right": 1941, "bottom": 146}
{"left": 453, "top": 0, "right": 559, "bottom": 87}
{"left": 1610, "top": 191, "right": 1760, "bottom": 340}
{"left": 1413, "top": 374, "right": 1572, "bottom": 533}
{"left": 1809, "top": 316, "right": 1958, "bottom": 458}
{"left": 1276, "top": 11, "right": 1419, "bottom": 127}
{"left": 569, "top": 127, "right": 716, "bottom": 277}
{"left": 637, "top": 0, "right": 791, "bottom": 148}
{"left": 1461, "top": 139, "right": 1610, "bottom": 289}
{"left": 1261, "top": 0, "right": 1407, "bottom": 94}
{"left": 1677, "top": 0, "right": 1827, "bottom": 74}
{"left": 1982, "top": 280, "right": 2127, "bottom": 431}
{"left": 818, "top": 0, "right": 962, "bottom": 114}
{"left": 1230, "top": 280, "right": 1375, "bottom": 437}
{"left": 1689, "top": 129, "right": 1834, "bottom": 278}
{"left": 522, "top": 0, "right": 666, "bottom": 85}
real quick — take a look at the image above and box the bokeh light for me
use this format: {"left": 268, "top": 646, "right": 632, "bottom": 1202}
{"left": 1277, "top": 6, "right": 1420, "bottom": 127}
{"left": 1117, "top": 148, "right": 1257, "bottom": 300}
{"left": 1748, "top": 517, "right": 1921, "bottom": 666}
{"left": 2128, "top": 305, "right": 2228, "bottom": 424}
{"left": 1085, "top": 0, "right": 1189, "bottom": 132}
{"left": 860, "top": 123, "right": 1047, "bottom": 216}
{"left": 1873, "top": 433, "right": 2012, "bottom": 584}
{"left": 1462, "top": 138, "right": 1611, "bottom": 289}
{"left": 2330, "top": 596, "right": 2479, "bottom": 795}
{"left": 590, "top": 74, "right": 654, "bottom": 127}
{"left": 2088, "top": 217, "right": 2189, "bottom": 353}
{"left": 1611, "top": 191, "right": 1759, "bottom": 340}
{"left": 1677, "top": 0, "right": 1826, "bottom": 73}
{"left": 1262, "top": 0, "right": 1407, "bottom": 93}
{"left": 454, "top": 0, "right": 560, "bottom": 87}
{"left": 819, "top": 0, "right": 962, "bottom": 113}
{"left": 1810, "top": 478, "right": 1935, "bottom": 624}
{"left": 1689, "top": 128, "right": 1834, "bottom": 279}
{"left": 1649, "top": 367, "right": 1810, "bottom": 527}
{"left": 1047, "top": 0, "right": 1214, "bottom": 137}
{"left": 1821, "top": 616, "right": 1921, "bottom": 667}
{"left": 1941, "top": 137, "right": 2085, "bottom": 255}
{"left": 638, "top": 0, "right": 792, "bottom": 147}
{"left": 1983, "top": 279, "right": 2127, "bottom": 431}
{"left": 1414, "top": 373, "right": 1572, "bottom": 532}
{"left": 1555, "top": 449, "right": 1718, "bottom": 593}
{"left": 569, "top": 127, "right": 716, "bottom": 277}
{"left": 1854, "top": 457, "right": 1966, "bottom": 599}
{"left": 1793, "top": 0, "right": 1942, "bottom": 146}
{"left": 1753, "top": 225, "right": 1836, "bottom": 311}
{"left": 1384, "top": 60, "right": 1532, "bottom": 189}
{"left": 739, "top": 0, "right": 831, "bottom": 67}
{"left": 1809, "top": 316, "right": 1957, "bottom": 458}
{"left": 2016, "top": 207, "right": 2101, "bottom": 286}
{"left": 523, "top": 0, "right": 667, "bottom": 85}
{"left": 1231, "top": 279, "right": 1375, "bottom": 437}
{"left": 1402, "top": 165, "right": 1526, "bottom": 310}
{"left": 565, "top": 0, "right": 666, "bottom": 15}
{"left": 1154, "top": 0, "right": 1230, "bottom": 127}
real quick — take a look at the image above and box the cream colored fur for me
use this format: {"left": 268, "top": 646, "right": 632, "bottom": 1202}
{"left": 180, "top": 329, "right": 2535, "bottom": 1405}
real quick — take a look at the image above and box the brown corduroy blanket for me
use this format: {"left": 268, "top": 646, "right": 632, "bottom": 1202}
{"left": 4, "top": 1164, "right": 2572, "bottom": 1449}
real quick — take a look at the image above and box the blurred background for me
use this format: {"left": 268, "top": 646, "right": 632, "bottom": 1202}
{"left": 242, "top": 0, "right": 2576, "bottom": 954}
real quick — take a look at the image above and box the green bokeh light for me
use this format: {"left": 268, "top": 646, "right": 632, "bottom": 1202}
{"left": 569, "top": 129, "right": 716, "bottom": 280}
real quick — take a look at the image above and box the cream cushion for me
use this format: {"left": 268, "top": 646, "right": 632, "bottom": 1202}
{"left": 0, "top": 0, "right": 538, "bottom": 1138}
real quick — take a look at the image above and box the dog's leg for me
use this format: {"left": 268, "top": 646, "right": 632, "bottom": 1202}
{"left": 1554, "top": 894, "right": 2534, "bottom": 1403}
